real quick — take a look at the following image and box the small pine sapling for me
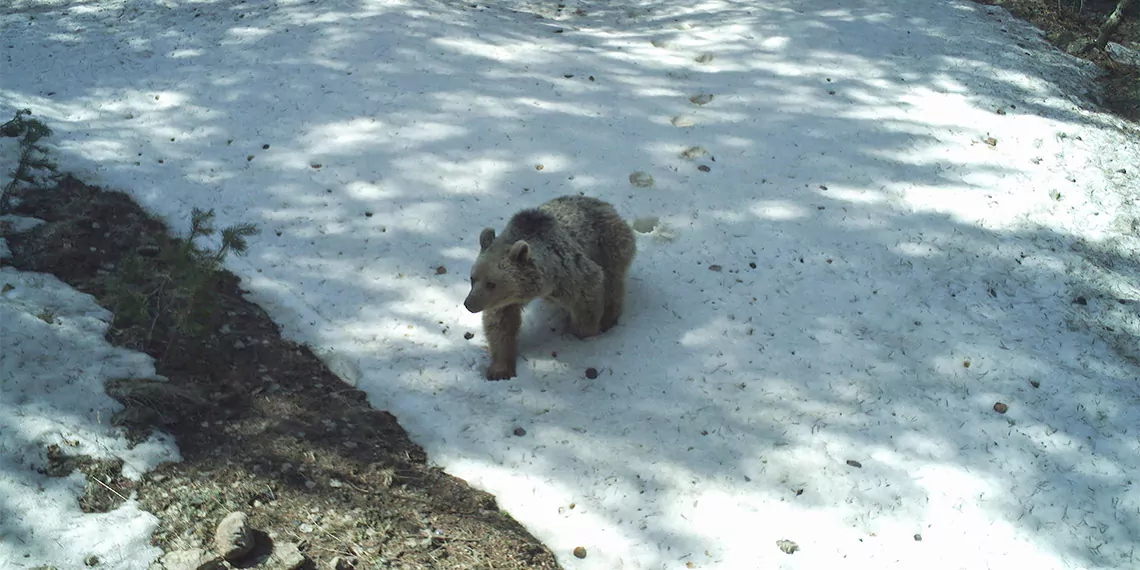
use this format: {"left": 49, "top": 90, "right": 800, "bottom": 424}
{"left": 107, "top": 207, "right": 259, "bottom": 349}
{"left": 2, "top": 109, "right": 57, "bottom": 213}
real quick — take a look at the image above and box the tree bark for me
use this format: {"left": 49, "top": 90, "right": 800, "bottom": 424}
{"left": 1095, "top": 0, "right": 1136, "bottom": 51}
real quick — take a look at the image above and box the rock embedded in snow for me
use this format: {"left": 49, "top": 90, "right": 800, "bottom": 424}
{"left": 628, "top": 171, "right": 654, "bottom": 187}
{"left": 213, "top": 511, "right": 255, "bottom": 561}
{"left": 776, "top": 539, "right": 799, "bottom": 554}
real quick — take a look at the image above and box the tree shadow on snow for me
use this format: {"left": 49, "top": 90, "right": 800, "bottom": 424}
{"left": 1, "top": 0, "right": 1138, "bottom": 567}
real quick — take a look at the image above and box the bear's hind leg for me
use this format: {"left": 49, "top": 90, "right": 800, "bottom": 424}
{"left": 600, "top": 272, "right": 627, "bottom": 333}
{"left": 483, "top": 304, "right": 522, "bottom": 380}
{"left": 567, "top": 277, "right": 606, "bottom": 339}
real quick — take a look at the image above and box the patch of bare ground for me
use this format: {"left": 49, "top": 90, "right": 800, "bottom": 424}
{"left": 971, "top": 0, "right": 1139, "bottom": 122}
{"left": 3, "top": 175, "right": 561, "bottom": 570}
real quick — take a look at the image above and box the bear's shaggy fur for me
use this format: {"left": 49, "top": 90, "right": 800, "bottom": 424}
{"left": 463, "top": 195, "right": 636, "bottom": 380}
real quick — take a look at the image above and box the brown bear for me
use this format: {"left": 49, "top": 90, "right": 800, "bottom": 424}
{"left": 463, "top": 195, "right": 636, "bottom": 380}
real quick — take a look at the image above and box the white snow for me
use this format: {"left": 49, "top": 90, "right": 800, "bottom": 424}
{"left": 0, "top": 264, "right": 181, "bottom": 568}
{"left": 2, "top": 0, "right": 1139, "bottom": 569}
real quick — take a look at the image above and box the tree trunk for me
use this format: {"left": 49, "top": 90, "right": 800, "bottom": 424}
{"left": 1095, "top": 0, "right": 1136, "bottom": 51}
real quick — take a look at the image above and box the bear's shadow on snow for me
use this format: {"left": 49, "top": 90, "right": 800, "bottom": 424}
{"left": 3, "top": 0, "right": 1138, "bottom": 566}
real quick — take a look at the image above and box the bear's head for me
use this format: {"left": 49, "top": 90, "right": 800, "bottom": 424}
{"left": 464, "top": 228, "right": 544, "bottom": 313}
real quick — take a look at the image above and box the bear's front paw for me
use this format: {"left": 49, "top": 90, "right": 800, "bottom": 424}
{"left": 571, "top": 323, "right": 601, "bottom": 339}
{"left": 486, "top": 362, "right": 517, "bottom": 381}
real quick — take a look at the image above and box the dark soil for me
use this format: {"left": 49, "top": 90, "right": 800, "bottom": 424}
{"left": 972, "top": 0, "right": 1140, "bottom": 121}
{"left": 3, "top": 175, "right": 561, "bottom": 570}
{"left": 1, "top": 4, "right": 1133, "bottom": 569}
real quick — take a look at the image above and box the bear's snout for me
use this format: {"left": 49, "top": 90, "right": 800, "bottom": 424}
{"left": 463, "top": 295, "right": 482, "bottom": 313}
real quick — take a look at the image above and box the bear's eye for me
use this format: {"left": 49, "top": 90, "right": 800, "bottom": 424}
{"left": 485, "top": 282, "right": 496, "bottom": 290}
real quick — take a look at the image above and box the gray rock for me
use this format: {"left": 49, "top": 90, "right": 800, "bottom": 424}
{"left": 214, "top": 511, "right": 255, "bottom": 561}
{"left": 328, "top": 556, "right": 356, "bottom": 570}
{"left": 269, "top": 541, "right": 307, "bottom": 570}
{"left": 160, "top": 549, "right": 226, "bottom": 570}
{"left": 1106, "top": 42, "right": 1140, "bottom": 68}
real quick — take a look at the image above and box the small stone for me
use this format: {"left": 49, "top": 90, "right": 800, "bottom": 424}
{"left": 159, "top": 549, "right": 225, "bottom": 570}
{"left": 914, "top": 533, "right": 923, "bottom": 541}
{"left": 694, "top": 53, "right": 715, "bottom": 63}
{"left": 707, "top": 264, "right": 722, "bottom": 271}
{"left": 993, "top": 402, "right": 1009, "bottom": 414}
{"left": 435, "top": 265, "right": 447, "bottom": 275}
{"left": 463, "top": 331, "right": 474, "bottom": 340}
{"left": 776, "top": 539, "right": 799, "bottom": 554}
{"left": 573, "top": 546, "right": 587, "bottom": 559}
{"left": 514, "top": 427, "right": 527, "bottom": 437}
{"left": 1029, "top": 379, "right": 1040, "bottom": 388}
{"left": 262, "top": 144, "right": 270, "bottom": 149}
{"left": 536, "top": 164, "right": 544, "bottom": 170}
{"left": 689, "top": 93, "right": 714, "bottom": 105}
{"left": 270, "top": 541, "right": 307, "bottom": 570}
{"left": 214, "top": 511, "right": 255, "bottom": 561}
{"left": 84, "top": 554, "right": 100, "bottom": 567}
{"left": 1073, "top": 296, "right": 1087, "bottom": 305}
{"left": 629, "top": 171, "right": 655, "bottom": 188}
{"left": 846, "top": 459, "right": 862, "bottom": 468}
{"left": 585, "top": 367, "right": 599, "bottom": 379}
{"left": 698, "top": 164, "right": 711, "bottom": 172}
{"left": 329, "top": 557, "right": 356, "bottom": 570}
{"left": 311, "top": 163, "right": 323, "bottom": 169}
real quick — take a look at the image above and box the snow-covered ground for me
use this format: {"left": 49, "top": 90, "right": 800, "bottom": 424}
{"left": 1, "top": 211, "right": 180, "bottom": 567}
{"left": 3, "top": 0, "right": 1139, "bottom": 568}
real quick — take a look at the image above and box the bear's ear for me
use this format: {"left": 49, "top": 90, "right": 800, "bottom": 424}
{"left": 479, "top": 228, "right": 496, "bottom": 251}
{"left": 508, "top": 240, "right": 531, "bottom": 263}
